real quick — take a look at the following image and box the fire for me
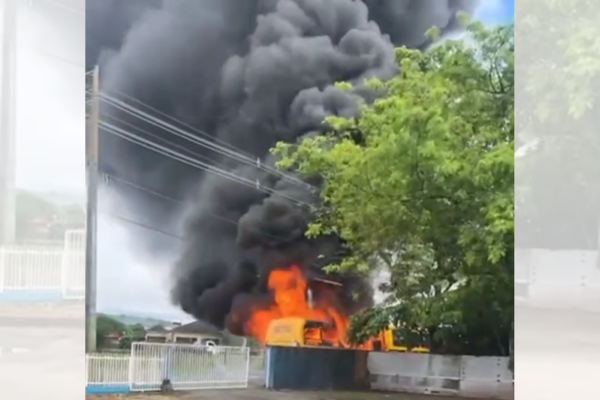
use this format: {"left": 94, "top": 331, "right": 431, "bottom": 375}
{"left": 242, "top": 264, "right": 350, "bottom": 345}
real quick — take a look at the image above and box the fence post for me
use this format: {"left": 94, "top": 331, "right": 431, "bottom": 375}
{"left": 244, "top": 347, "right": 250, "bottom": 388}
{"left": 128, "top": 342, "right": 136, "bottom": 390}
{"left": 163, "top": 345, "right": 173, "bottom": 383}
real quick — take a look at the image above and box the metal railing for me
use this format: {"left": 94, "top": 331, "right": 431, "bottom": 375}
{"left": 0, "top": 229, "right": 85, "bottom": 301}
{"left": 86, "top": 353, "right": 130, "bottom": 387}
{"left": 85, "top": 343, "right": 251, "bottom": 394}
{"left": 130, "top": 342, "right": 250, "bottom": 391}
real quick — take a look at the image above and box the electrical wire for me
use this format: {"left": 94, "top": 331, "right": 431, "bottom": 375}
{"left": 101, "top": 173, "right": 184, "bottom": 206}
{"left": 98, "top": 120, "right": 312, "bottom": 208}
{"left": 90, "top": 81, "right": 319, "bottom": 240}
{"left": 100, "top": 171, "right": 302, "bottom": 244}
{"left": 105, "top": 89, "right": 255, "bottom": 159}
{"left": 99, "top": 91, "right": 316, "bottom": 193}
{"left": 100, "top": 212, "right": 183, "bottom": 240}
{"left": 101, "top": 111, "right": 223, "bottom": 174}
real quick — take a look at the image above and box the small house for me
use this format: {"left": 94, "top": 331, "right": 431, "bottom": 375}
{"left": 170, "top": 321, "right": 222, "bottom": 345}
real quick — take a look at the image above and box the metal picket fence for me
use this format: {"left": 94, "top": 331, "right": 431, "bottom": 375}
{"left": 86, "top": 353, "right": 131, "bottom": 393}
{"left": 130, "top": 342, "right": 251, "bottom": 391}
{"left": 86, "top": 344, "right": 251, "bottom": 394}
{"left": 0, "top": 229, "right": 85, "bottom": 301}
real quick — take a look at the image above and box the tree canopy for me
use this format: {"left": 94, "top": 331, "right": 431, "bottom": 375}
{"left": 273, "top": 19, "right": 514, "bottom": 355}
{"left": 96, "top": 314, "right": 147, "bottom": 349}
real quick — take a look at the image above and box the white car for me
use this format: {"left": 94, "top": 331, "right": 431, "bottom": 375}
{"left": 203, "top": 340, "right": 221, "bottom": 355}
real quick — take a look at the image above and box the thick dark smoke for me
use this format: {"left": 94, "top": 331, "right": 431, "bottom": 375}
{"left": 87, "top": 0, "right": 479, "bottom": 332}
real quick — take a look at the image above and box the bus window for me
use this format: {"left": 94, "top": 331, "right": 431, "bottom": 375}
{"left": 392, "top": 329, "right": 407, "bottom": 347}
{"left": 393, "top": 329, "right": 429, "bottom": 351}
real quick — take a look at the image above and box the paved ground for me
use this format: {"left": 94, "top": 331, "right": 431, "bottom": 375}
{"left": 87, "top": 389, "right": 484, "bottom": 400}
{"left": 517, "top": 305, "right": 600, "bottom": 399}
{"left": 0, "top": 315, "right": 84, "bottom": 400}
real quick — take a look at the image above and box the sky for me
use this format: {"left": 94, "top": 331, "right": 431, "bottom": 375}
{"left": 475, "top": 0, "right": 514, "bottom": 24}
{"left": 15, "top": 0, "right": 85, "bottom": 194}
{"left": 9, "top": 0, "right": 513, "bottom": 320}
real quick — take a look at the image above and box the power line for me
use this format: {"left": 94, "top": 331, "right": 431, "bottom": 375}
{"left": 98, "top": 119, "right": 312, "bottom": 208}
{"left": 100, "top": 171, "right": 302, "bottom": 243}
{"left": 101, "top": 172, "right": 241, "bottom": 230}
{"left": 100, "top": 212, "right": 183, "bottom": 240}
{"left": 101, "top": 111, "right": 222, "bottom": 174}
{"left": 100, "top": 91, "right": 316, "bottom": 193}
{"left": 99, "top": 120, "right": 270, "bottom": 199}
{"left": 92, "top": 81, "right": 318, "bottom": 241}
{"left": 105, "top": 88, "right": 256, "bottom": 159}
{"left": 102, "top": 91, "right": 311, "bottom": 190}
{"left": 101, "top": 173, "right": 184, "bottom": 205}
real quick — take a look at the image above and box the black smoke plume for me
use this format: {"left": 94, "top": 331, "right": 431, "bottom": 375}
{"left": 87, "top": 0, "right": 479, "bottom": 333}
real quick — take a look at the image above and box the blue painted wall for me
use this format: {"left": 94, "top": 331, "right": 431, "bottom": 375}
{"left": 265, "top": 346, "right": 369, "bottom": 391}
{"left": 85, "top": 385, "right": 130, "bottom": 394}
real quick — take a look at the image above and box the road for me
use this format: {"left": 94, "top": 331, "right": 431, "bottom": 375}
{"left": 516, "top": 305, "right": 600, "bottom": 399}
{"left": 87, "top": 389, "right": 489, "bottom": 400}
{"left": 0, "top": 315, "right": 84, "bottom": 400}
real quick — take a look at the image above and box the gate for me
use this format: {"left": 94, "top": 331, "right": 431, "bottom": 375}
{"left": 129, "top": 342, "right": 250, "bottom": 391}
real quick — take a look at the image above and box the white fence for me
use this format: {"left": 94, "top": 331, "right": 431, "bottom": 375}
{"left": 0, "top": 229, "right": 85, "bottom": 301}
{"left": 86, "top": 353, "right": 131, "bottom": 394}
{"left": 130, "top": 342, "right": 250, "bottom": 391}
{"left": 86, "top": 343, "right": 251, "bottom": 394}
{"left": 368, "top": 353, "right": 513, "bottom": 399}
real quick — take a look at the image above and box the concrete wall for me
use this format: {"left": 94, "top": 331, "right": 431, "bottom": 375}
{"left": 368, "top": 352, "right": 513, "bottom": 399}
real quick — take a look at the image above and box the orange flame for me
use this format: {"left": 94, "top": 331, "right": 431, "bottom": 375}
{"left": 240, "top": 264, "right": 373, "bottom": 349}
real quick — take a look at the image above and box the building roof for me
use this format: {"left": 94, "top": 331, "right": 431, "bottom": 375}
{"left": 170, "top": 320, "right": 221, "bottom": 336}
{"left": 146, "top": 324, "right": 168, "bottom": 334}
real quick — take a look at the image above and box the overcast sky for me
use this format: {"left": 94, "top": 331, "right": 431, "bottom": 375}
{"left": 10, "top": 0, "right": 513, "bottom": 320}
{"left": 16, "top": 0, "right": 84, "bottom": 194}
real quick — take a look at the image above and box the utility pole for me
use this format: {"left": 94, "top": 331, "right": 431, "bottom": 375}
{"left": 85, "top": 66, "right": 100, "bottom": 353}
{"left": 0, "top": 0, "right": 17, "bottom": 246}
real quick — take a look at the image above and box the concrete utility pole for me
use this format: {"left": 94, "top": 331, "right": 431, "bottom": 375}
{"left": 0, "top": 0, "right": 18, "bottom": 246}
{"left": 85, "top": 66, "right": 100, "bottom": 353}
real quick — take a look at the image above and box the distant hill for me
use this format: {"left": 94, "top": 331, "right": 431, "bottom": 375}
{"left": 102, "top": 313, "right": 172, "bottom": 328}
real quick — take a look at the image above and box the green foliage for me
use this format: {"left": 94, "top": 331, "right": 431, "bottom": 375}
{"left": 96, "top": 315, "right": 149, "bottom": 349}
{"left": 96, "top": 314, "right": 127, "bottom": 348}
{"left": 120, "top": 323, "right": 147, "bottom": 349}
{"left": 273, "top": 21, "right": 514, "bottom": 355}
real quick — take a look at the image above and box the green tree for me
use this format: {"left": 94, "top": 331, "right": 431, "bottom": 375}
{"left": 96, "top": 314, "right": 127, "bottom": 348}
{"left": 274, "top": 20, "right": 514, "bottom": 355}
{"left": 119, "top": 323, "right": 147, "bottom": 349}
